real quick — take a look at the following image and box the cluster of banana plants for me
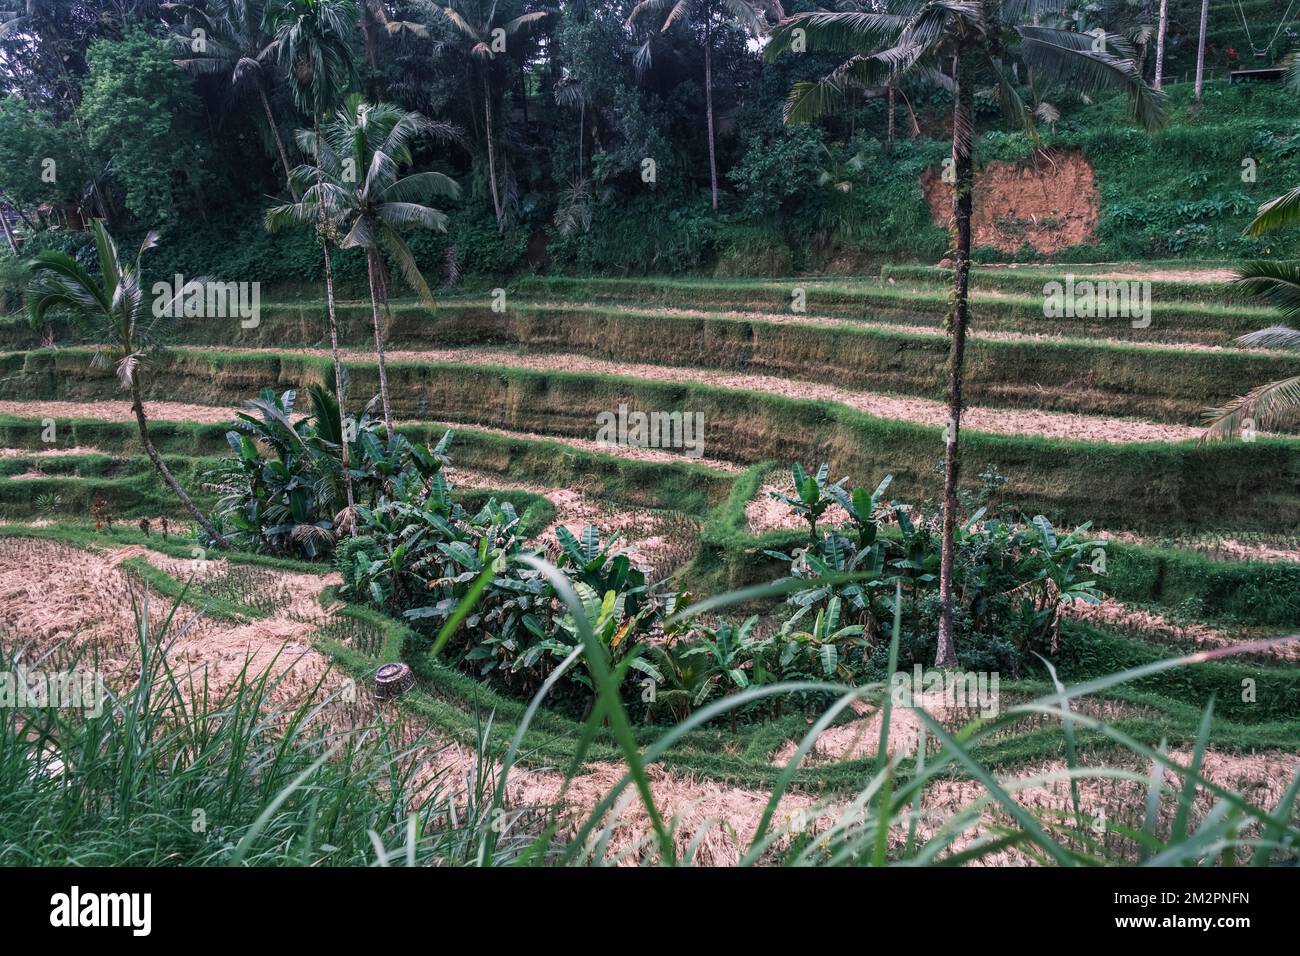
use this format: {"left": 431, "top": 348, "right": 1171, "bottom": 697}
{"left": 202, "top": 386, "right": 450, "bottom": 560}
{"left": 765, "top": 462, "right": 1107, "bottom": 673}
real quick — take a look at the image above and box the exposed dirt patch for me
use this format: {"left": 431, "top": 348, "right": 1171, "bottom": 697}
{"left": 0, "top": 446, "right": 102, "bottom": 458}
{"left": 0, "top": 399, "right": 239, "bottom": 425}
{"left": 979, "top": 263, "right": 1238, "bottom": 284}
{"left": 1097, "top": 528, "right": 1300, "bottom": 564}
{"left": 0, "top": 401, "right": 745, "bottom": 473}
{"left": 922, "top": 151, "right": 1099, "bottom": 254}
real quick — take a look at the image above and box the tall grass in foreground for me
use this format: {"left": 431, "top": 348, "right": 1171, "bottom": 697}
{"left": 1, "top": 571, "right": 1297, "bottom": 866}
{"left": 0, "top": 590, "right": 547, "bottom": 866}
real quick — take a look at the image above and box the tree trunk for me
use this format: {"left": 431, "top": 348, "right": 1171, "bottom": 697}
{"left": 366, "top": 247, "right": 395, "bottom": 435}
{"left": 257, "top": 84, "right": 296, "bottom": 196}
{"left": 886, "top": 81, "right": 896, "bottom": 151}
{"left": 484, "top": 74, "right": 504, "bottom": 233}
{"left": 311, "top": 114, "right": 357, "bottom": 531}
{"left": 131, "top": 379, "right": 229, "bottom": 550}
{"left": 1194, "top": 0, "right": 1209, "bottom": 100}
{"left": 1153, "top": 0, "right": 1168, "bottom": 90}
{"left": 704, "top": 13, "right": 719, "bottom": 211}
{"left": 519, "top": 61, "right": 530, "bottom": 125}
{"left": 321, "top": 234, "right": 357, "bottom": 535}
{"left": 936, "top": 55, "right": 974, "bottom": 670}
{"left": 0, "top": 206, "right": 18, "bottom": 255}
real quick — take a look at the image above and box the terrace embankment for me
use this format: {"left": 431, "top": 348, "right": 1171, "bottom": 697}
{"left": 5, "top": 347, "right": 1298, "bottom": 534}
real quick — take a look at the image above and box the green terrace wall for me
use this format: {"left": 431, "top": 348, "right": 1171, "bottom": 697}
{"left": 6, "top": 348, "right": 1298, "bottom": 534}
{"left": 10, "top": 302, "right": 1297, "bottom": 426}
{"left": 507, "top": 276, "right": 1277, "bottom": 345}
{"left": 0, "top": 414, "right": 733, "bottom": 518}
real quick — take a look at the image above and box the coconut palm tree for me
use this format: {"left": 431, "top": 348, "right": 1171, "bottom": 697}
{"left": 627, "top": 0, "right": 784, "bottom": 211}
{"left": 1202, "top": 193, "right": 1300, "bottom": 439}
{"left": 25, "top": 220, "right": 230, "bottom": 549}
{"left": 273, "top": 96, "right": 460, "bottom": 435}
{"left": 268, "top": 0, "right": 358, "bottom": 119}
{"left": 171, "top": 0, "right": 297, "bottom": 191}
{"left": 431, "top": 0, "right": 548, "bottom": 233}
{"left": 265, "top": 0, "right": 360, "bottom": 530}
{"left": 766, "top": 0, "right": 1164, "bottom": 668}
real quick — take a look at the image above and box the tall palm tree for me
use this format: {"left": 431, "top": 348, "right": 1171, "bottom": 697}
{"left": 25, "top": 221, "right": 230, "bottom": 549}
{"left": 266, "top": 0, "right": 360, "bottom": 528}
{"left": 767, "top": 0, "right": 1164, "bottom": 668}
{"left": 1202, "top": 191, "right": 1300, "bottom": 439}
{"left": 432, "top": 0, "right": 548, "bottom": 233}
{"left": 274, "top": 96, "right": 460, "bottom": 435}
{"left": 627, "top": 0, "right": 784, "bottom": 211}
{"left": 172, "top": 0, "right": 296, "bottom": 191}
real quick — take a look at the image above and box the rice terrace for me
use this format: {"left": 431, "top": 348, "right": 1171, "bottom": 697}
{"left": 0, "top": 0, "right": 1298, "bottom": 905}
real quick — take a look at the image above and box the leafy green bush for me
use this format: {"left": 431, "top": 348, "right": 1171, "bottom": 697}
{"left": 762, "top": 463, "right": 1105, "bottom": 677}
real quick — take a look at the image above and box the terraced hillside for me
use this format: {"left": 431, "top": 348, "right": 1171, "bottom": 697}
{"left": 2, "top": 262, "right": 1298, "bottom": 860}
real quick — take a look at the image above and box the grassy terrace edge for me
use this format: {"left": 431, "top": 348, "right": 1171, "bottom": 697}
{"left": 3, "top": 420, "right": 1297, "bottom": 630}
{"left": 4, "top": 347, "right": 1297, "bottom": 534}
{"left": 504, "top": 275, "right": 1277, "bottom": 342}
{"left": 8, "top": 301, "right": 1296, "bottom": 425}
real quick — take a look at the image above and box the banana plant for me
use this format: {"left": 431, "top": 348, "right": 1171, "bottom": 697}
{"left": 826, "top": 473, "right": 893, "bottom": 550}
{"left": 553, "top": 524, "right": 650, "bottom": 618}
{"left": 775, "top": 598, "right": 867, "bottom": 684}
{"left": 770, "top": 462, "right": 848, "bottom": 540}
{"left": 539, "top": 581, "right": 662, "bottom": 719}
{"left": 679, "top": 614, "right": 766, "bottom": 732}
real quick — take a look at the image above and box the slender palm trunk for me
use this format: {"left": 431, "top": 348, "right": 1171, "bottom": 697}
{"left": 936, "top": 56, "right": 974, "bottom": 670}
{"left": 1153, "top": 0, "right": 1168, "bottom": 90}
{"left": 484, "top": 74, "right": 504, "bottom": 233}
{"left": 366, "top": 247, "right": 395, "bottom": 434}
{"left": 257, "top": 84, "right": 296, "bottom": 194}
{"left": 887, "top": 81, "right": 896, "bottom": 151}
{"left": 311, "top": 116, "right": 356, "bottom": 532}
{"left": 321, "top": 235, "right": 357, "bottom": 535}
{"left": 131, "top": 379, "right": 229, "bottom": 549}
{"left": 704, "top": 13, "right": 719, "bottom": 211}
{"left": 1193, "top": 0, "right": 1209, "bottom": 100}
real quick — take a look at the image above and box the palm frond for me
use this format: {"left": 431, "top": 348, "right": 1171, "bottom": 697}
{"left": 1202, "top": 375, "right": 1300, "bottom": 439}
{"left": 766, "top": 10, "right": 913, "bottom": 60}
{"left": 382, "top": 171, "right": 461, "bottom": 203}
{"left": 380, "top": 231, "right": 435, "bottom": 306}
{"left": 1237, "top": 324, "right": 1300, "bottom": 351}
{"left": 377, "top": 201, "right": 449, "bottom": 233}
{"left": 1015, "top": 26, "right": 1165, "bottom": 131}
{"left": 1247, "top": 185, "right": 1300, "bottom": 237}
{"left": 1231, "top": 260, "right": 1300, "bottom": 320}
